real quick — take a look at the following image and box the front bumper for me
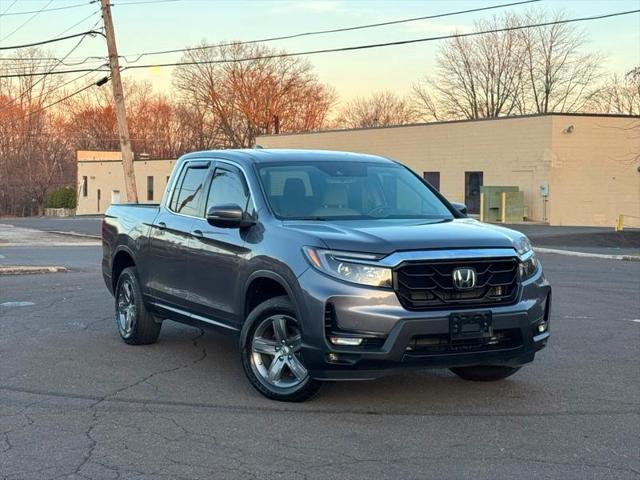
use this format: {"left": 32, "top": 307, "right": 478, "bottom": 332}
{"left": 295, "top": 266, "right": 551, "bottom": 381}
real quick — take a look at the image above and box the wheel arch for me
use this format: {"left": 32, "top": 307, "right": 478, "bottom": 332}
{"left": 241, "top": 270, "right": 305, "bottom": 346}
{"left": 111, "top": 247, "right": 136, "bottom": 292}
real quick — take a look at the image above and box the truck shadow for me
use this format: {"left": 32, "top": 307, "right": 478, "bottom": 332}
{"left": 156, "top": 322, "right": 550, "bottom": 415}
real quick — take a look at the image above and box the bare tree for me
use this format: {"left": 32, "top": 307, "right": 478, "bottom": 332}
{"left": 173, "top": 42, "right": 336, "bottom": 147}
{"left": 336, "top": 91, "right": 419, "bottom": 128}
{"left": 517, "top": 10, "right": 602, "bottom": 114}
{"left": 413, "top": 14, "right": 525, "bottom": 121}
{"left": 586, "top": 68, "right": 640, "bottom": 115}
{"left": 414, "top": 11, "right": 603, "bottom": 119}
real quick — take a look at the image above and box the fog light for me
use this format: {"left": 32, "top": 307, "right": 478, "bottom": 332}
{"left": 328, "top": 353, "right": 340, "bottom": 362}
{"left": 537, "top": 323, "right": 547, "bottom": 333}
{"left": 329, "top": 336, "right": 363, "bottom": 346}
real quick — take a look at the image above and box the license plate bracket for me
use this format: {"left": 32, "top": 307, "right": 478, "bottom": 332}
{"left": 450, "top": 311, "right": 493, "bottom": 341}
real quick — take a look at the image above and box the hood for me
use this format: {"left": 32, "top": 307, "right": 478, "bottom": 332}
{"left": 282, "top": 218, "right": 523, "bottom": 255}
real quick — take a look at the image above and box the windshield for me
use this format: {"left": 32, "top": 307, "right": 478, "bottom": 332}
{"left": 257, "top": 161, "right": 454, "bottom": 221}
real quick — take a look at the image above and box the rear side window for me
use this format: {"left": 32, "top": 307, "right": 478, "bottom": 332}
{"left": 170, "top": 165, "right": 209, "bottom": 216}
{"left": 206, "top": 165, "right": 251, "bottom": 214}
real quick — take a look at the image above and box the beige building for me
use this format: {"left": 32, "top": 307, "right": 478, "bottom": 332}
{"left": 76, "top": 151, "right": 175, "bottom": 215}
{"left": 257, "top": 113, "right": 640, "bottom": 227}
{"left": 77, "top": 113, "right": 639, "bottom": 226}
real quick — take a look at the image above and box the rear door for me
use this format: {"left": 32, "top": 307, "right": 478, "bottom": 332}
{"left": 146, "top": 160, "right": 211, "bottom": 309}
{"left": 186, "top": 161, "right": 253, "bottom": 327}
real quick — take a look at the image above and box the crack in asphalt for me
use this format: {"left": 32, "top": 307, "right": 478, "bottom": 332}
{"left": 54, "top": 328, "right": 210, "bottom": 480}
{"left": 0, "top": 385, "right": 637, "bottom": 418}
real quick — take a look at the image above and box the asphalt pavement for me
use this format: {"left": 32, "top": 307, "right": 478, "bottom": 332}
{"left": 0, "top": 217, "right": 102, "bottom": 237}
{"left": 0, "top": 243, "right": 639, "bottom": 479}
{"left": 2, "top": 216, "right": 638, "bottom": 255}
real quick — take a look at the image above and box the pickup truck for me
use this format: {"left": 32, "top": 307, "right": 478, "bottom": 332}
{"left": 102, "top": 149, "right": 551, "bottom": 402}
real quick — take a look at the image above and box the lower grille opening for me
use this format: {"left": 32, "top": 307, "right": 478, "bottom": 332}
{"left": 406, "top": 328, "right": 522, "bottom": 355}
{"left": 324, "top": 303, "right": 386, "bottom": 350}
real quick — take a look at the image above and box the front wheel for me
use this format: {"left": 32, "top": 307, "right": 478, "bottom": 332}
{"left": 450, "top": 365, "right": 521, "bottom": 382}
{"left": 241, "top": 296, "right": 323, "bottom": 402}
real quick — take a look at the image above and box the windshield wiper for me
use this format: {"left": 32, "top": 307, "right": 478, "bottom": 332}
{"left": 288, "top": 216, "right": 329, "bottom": 221}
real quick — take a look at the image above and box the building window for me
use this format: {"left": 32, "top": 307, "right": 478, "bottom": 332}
{"left": 82, "top": 176, "right": 88, "bottom": 197}
{"left": 147, "top": 176, "right": 154, "bottom": 201}
{"left": 423, "top": 172, "right": 440, "bottom": 191}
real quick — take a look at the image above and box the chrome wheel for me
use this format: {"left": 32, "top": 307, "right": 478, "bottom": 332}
{"left": 117, "top": 279, "right": 136, "bottom": 338}
{"left": 250, "top": 314, "right": 308, "bottom": 390}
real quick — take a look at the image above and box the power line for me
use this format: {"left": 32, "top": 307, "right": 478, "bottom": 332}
{"left": 0, "top": 0, "right": 207, "bottom": 17}
{"left": 0, "top": 1, "right": 97, "bottom": 17}
{"left": 0, "top": 1, "right": 18, "bottom": 15}
{"left": 3, "top": 77, "right": 109, "bottom": 120}
{"left": 120, "top": 0, "right": 541, "bottom": 62}
{"left": 0, "top": 11, "right": 102, "bottom": 70}
{"left": 0, "top": 0, "right": 537, "bottom": 68}
{"left": 0, "top": 30, "right": 104, "bottom": 51}
{"left": 0, "top": 0, "right": 53, "bottom": 43}
{"left": 0, "top": 16, "right": 103, "bottom": 111}
{"left": 0, "top": 65, "right": 109, "bottom": 79}
{"left": 120, "top": 9, "right": 640, "bottom": 70}
{"left": 1, "top": 9, "right": 638, "bottom": 79}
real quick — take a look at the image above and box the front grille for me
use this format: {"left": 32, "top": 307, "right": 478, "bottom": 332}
{"left": 394, "top": 257, "right": 520, "bottom": 310}
{"left": 405, "top": 328, "right": 522, "bottom": 356}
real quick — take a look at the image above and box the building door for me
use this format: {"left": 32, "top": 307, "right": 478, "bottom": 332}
{"left": 111, "top": 190, "right": 121, "bottom": 204}
{"left": 423, "top": 172, "right": 440, "bottom": 191}
{"left": 464, "top": 171, "right": 483, "bottom": 214}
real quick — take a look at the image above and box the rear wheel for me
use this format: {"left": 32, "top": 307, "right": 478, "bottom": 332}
{"left": 115, "top": 267, "right": 161, "bottom": 345}
{"left": 450, "top": 365, "right": 521, "bottom": 382}
{"left": 241, "top": 296, "right": 323, "bottom": 402}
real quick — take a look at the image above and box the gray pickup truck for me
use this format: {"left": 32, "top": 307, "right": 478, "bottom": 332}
{"left": 102, "top": 149, "right": 551, "bottom": 401}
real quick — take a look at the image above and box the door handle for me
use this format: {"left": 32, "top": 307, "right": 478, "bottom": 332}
{"left": 191, "top": 229, "right": 204, "bottom": 239}
{"left": 155, "top": 222, "right": 166, "bottom": 230}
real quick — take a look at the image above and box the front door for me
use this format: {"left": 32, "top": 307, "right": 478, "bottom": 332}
{"left": 146, "top": 160, "right": 210, "bottom": 309}
{"left": 465, "top": 171, "right": 483, "bottom": 214}
{"left": 187, "top": 162, "right": 253, "bottom": 327}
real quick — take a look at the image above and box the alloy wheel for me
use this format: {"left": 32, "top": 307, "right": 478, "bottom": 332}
{"left": 117, "top": 279, "right": 136, "bottom": 338}
{"left": 250, "top": 314, "right": 308, "bottom": 389}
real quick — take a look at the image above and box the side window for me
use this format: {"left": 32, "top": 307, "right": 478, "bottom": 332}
{"left": 169, "top": 165, "right": 209, "bottom": 216}
{"left": 205, "top": 165, "right": 251, "bottom": 215}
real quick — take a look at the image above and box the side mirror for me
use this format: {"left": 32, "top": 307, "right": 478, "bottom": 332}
{"left": 206, "top": 204, "right": 254, "bottom": 229}
{"left": 450, "top": 201, "right": 468, "bottom": 215}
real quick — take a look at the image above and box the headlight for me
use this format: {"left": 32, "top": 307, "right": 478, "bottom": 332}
{"left": 302, "top": 247, "right": 392, "bottom": 288}
{"left": 515, "top": 236, "right": 533, "bottom": 256}
{"left": 519, "top": 252, "right": 538, "bottom": 280}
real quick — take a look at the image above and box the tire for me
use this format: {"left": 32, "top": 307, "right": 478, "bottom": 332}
{"left": 241, "top": 296, "right": 323, "bottom": 402}
{"left": 450, "top": 365, "right": 521, "bottom": 382}
{"left": 115, "top": 266, "right": 161, "bottom": 345}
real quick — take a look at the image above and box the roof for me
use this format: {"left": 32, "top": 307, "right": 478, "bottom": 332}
{"left": 257, "top": 112, "right": 640, "bottom": 139}
{"left": 179, "top": 148, "right": 393, "bottom": 165}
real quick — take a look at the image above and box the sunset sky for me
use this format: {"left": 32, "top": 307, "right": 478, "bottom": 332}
{"left": 1, "top": 0, "right": 639, "bottom": 103}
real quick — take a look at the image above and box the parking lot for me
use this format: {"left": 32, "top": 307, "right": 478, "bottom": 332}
{"left": 1, "top": 224, "right": 639, "bottom": 479}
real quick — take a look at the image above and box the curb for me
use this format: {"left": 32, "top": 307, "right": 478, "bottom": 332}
{"left": 0, "top": 242, "right": 100, "bottom": 247}
{"left": 0, "top": 266, "right": 69, "bottom": 275}
{"left": 47, "top": 230, "right": 101, "bottom": 240}
{"left": 534, "top": 247, "right": 640, "bottom": 261}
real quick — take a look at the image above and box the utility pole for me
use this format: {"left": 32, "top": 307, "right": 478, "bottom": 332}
{"left": 100, "top": 0, "right": 138, "bottom": 203}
